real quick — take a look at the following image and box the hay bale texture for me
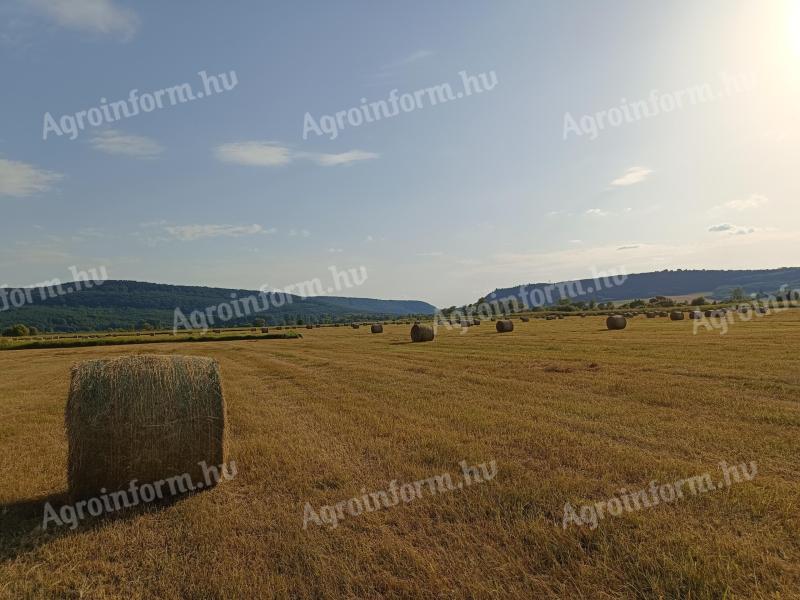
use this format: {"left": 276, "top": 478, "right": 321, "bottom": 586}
{"left": 410, "top": 323, "right": 434, "bottom": 342}
{"left": 670, "top": 311, "right": 685, "bottom": 321}
{"left": 261, "top": 327, "right": 269, "bottom": 333}
{"left": 606, "top": 315, "right": 627, "bottom": 330}
{"left": 520, "top": 316, "right": 530, "bottom": 322}
{"left": 371, "top": 324, "right": 383, "bottom": 333}
{"left": 496, "top": 320, "right": 514, "bottom": 333}
{"left": 66, "top": 355, "right": 227, "bottom": 501}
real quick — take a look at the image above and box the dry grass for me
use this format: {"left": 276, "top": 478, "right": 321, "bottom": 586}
{"left": 1, "top": 313, "right": 799, "bottom": 598}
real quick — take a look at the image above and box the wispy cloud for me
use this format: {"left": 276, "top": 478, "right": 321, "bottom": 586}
{"left": 719, "top": 194, "right": 768, "bottom": 211}
{"left": 585, "top": 208, "right": 609, "bottom": 217}
{"left": 708, "top": 223, "right": 756, "bottom": 235}
{"left": 26, "top": 0, "right": 139, "bottom": 40}
{"left": 610, "top": 166, "right": 652, "bottom": 187}
{"left": 215, "top": 142, "right": 378, "bottom": 167}
{"left": 164, "top": 224, "right": 275, "bottom": 241}
{"left": 378, "top": 49, "right": 433, "bottom": 72}
{"left": 215, "top": 142, "right": 293, "bottom": 166}
{"left": 310, "top": 150, "right": 379, "bottom": 166}
{"left": 89, "top": 130, "right": 163, "bottom": 159}
{"left": 0, "top": 158, "right": 62, "bottom": 197}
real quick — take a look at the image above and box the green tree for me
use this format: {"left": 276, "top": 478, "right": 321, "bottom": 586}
{"left": 690, "top": 296, "right": 707, "bottom": 306}
{"left": 2, "top": 324, "right": 30, "bottom": 337}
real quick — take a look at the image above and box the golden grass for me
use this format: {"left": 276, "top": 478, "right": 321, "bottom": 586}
{"left": 1, "top": 313, "right": 799, "bottom": 598}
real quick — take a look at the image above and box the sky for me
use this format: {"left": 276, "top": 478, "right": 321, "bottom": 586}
{"left": 1, "top": 0, "right": 799, "bottom": 307}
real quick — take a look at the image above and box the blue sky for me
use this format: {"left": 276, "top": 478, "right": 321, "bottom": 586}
{"left": 1, "top": 0, "right": 798, "bottom": 307}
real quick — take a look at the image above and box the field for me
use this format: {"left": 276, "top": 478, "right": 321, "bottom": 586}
{"left": 1, "top": 312, "right": 799, "bottom": 599}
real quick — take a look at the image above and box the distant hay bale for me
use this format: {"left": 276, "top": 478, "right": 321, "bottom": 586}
{"left": 688, "top": 311, "right": 702, "bottom": 320}
{"left": 545, "top": 315, "right": 556, "bottom": 320}
{"left": 306, "top": 324, "right": 313, "bottom": 329}
{"left": 275, "top": 326, "right": 283, "bottom": 330}
{"left": 670, "top": 311, "right": 685, "bottom": 321}
{"left": 212, "top": 329, "right": 221, "bottom": 334}
{"left": 606, "top": 315, "right": 627, "bottom": 330}
{"left": 315, "top": 324, "right": 321, "bottom": 328}
{"left": 371, "top": 324, "right": 383, "bottom": 333}
{"left": 410, "top": 323, "right": 434, "bottom": 342}
{"left": 704, "top": 310, "right": 713, "bottom": 317}
{"left": 351, "top": 324, "right": 360, "bottom": 329}
{"left": 557, "top": 315, "right": 564, "bottom": 320}
{"left": 646, "top": 312, "right": 656, "bottom": 318}
{"left": 473, "top": 319, "right": 481, "bottom": 325}
{"left": 757, "top": 307, "right": 768, "bottom": 314}
{"left": 334, "top": 324, "right": 340, "bottom": 327}
{"left": 490, "top": 317, "right": 496, "bottom": 321}
{"left": 496, "top": 320, "right": 514, "bottom": 333}
{"left": 66, "top": 355, "right": 227, "bottom": 501}
{"left": 261, "top": 327, "right": 269, "bottom": 333}
{"left": 520, "top": 316, "right": 530, "bottom": 322}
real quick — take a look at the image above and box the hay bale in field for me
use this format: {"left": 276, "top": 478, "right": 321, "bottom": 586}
{"left": 545, "top": 315, "right": 556, "bottom": 320}
{"left": 371, "top": 324, "right": 383, "bottom": 333}
{"left": 306, "top": 324, "right": 313, "bottom": 329}
{"left": 351, "top": 323, "right": 360, "bottom": 329}
{"left": 334, "top": 324, "right": 340, "bottom": 327}
{"left": 740, "top": 306, "right": 750, "bottom": 314}
{"left": 557, "top": 315, "right": 564, "bottom": 320}
{"left": 520, "top": 316, "right": 530, "bottom": 322}
{"left": 261, "top": 327, "right": 269, "bottom": 333}
{"left": 315, "top": 324, "right": 321, "bottom": 328}
{"left": 473, "top": 319, "right": 481, "bottom": 325}
{"left": 688, "top": 311, "right": 702, "bottom": 320}
{"left": 496, "top": 320, "right": 514, "bottom": 333}
{"left": 757, "top": 307, "right": 768, "bottom": 314}
{"left": 704, "top": 310, "right": 713, "bottom": 317}
{"left": 66, "top": 354, "right": 227, "bottom": 501}
{"left": 212, "top": 329, "right": 221, "bottom": 334}
{"left": 490, "top": 317, "right": 496, "bottom": 322}
{"left": 646, "top": 312, "right": 656, "bottom": 318}
{"left": 606, "top": 315, "right": 627, "bottom": 330}
{"left": 670, "top": 311, "right": 685, "bottom": 321}
{"left": 410, "top": 323, "right": 434, "bottom": 342}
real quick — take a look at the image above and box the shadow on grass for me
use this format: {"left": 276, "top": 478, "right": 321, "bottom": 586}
{"left": 0, "top": 489, "right": 199, "bottom": 563}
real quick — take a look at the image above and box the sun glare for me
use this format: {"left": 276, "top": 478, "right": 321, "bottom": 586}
{"left": 790, "top": 1, "right": 800, "bottom": 57}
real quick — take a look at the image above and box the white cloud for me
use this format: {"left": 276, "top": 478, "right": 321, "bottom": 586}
{"left": 311, "top": 150, "right": 379, "bottom": 166}
{"left": 27, "top": 0, "right": 139, "bottom": 40}
{"left": 617, "top": 244, "right": 640, "bottom": 250}
{"left": 0, "top": 158, "right": 62, "bottom": 197}
{"left": 327, "top": 247, "right": 343, "bottom": 254}
{"left": 164, "top": 224, "right": 274, "bottom": 241}
{"left": 215, "top": 142, "right": 378, "bottom": 167}
{"left": 89, "top": 130, "right": 163, "bottom": 158}
{"left": 585, "top": 208, "right": 608, "bottom": 216}
{"left": 610, "top": 166, "right": 652, "bottom": 187}
{"left": 722, "top": 194, "right": 768, "bottom": 211}
{"left": 215, "top": 142, "right": 292, "bottom": 167}
{"left": 708, "top": 223, "right": 756, "bottom": 235}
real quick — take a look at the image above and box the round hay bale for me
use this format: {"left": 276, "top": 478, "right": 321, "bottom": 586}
{"left": 496, "top": 320, "right": 514, "bottom": 333}
{"left": 371, "top": 324, "right": 383, "bottom": 333}
{"left": 757, "top": 306, "right": 768, "bottom": 314}
{"left": 66, "top": 355, "right": 227, "bottom": 501}
{"left": 520, "top": 316, "right": 530, "bottom": 322}
{"left": 688, "top": 311, "right": 702, "bottom": 320}
{"left": 306, "top": 324, "right": 313, "bottom": 329}
{"left": 646, "top": 312, "right": 656, "bottom": 318}
{"left": 704, "top": 310, "right": 713, "bottom": 318}
{"left": 261, "top": 327, "right": 269, "bottom": 333}
{"left": 334, "top": 324, "right": 340, "bottom": 327}
{"left": 473, "top": 319, "right": 481, "bottom": 325}
{"left": 490, "top": 317, "right": 496, "bottom": 322}
{"left": 410, "top": 323, "right": 434, "bottom": 342}
{"left": 351, "top": 324, "right": 360, "bottom": 329}
{"left": 315, "top": 324, "right": 321, "bottom": 328}
{"left": 557, "top": 315, "right": 564, "bottom": 320}
{"left": 670, "top": 311, "right": 685, "bottom": 321}
{"left": 606, "top": 315, "right": 627, "bottom": 330}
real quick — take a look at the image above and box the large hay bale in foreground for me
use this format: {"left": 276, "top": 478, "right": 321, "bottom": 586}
{"left": 371, "top": 324, "right": 383, "bottom": 333}
{"left": 66, "top": 355, "right": 227, "bottom": 501}
{"left": 606, "top": 315, "right": 627, "bottom": 330}
{"left": 670, "top": 311, "right": 685, "bottom": 321}
{"left": 410, "top": 323, "right": 434, "bottom": 342}
{"left": 496, "top": 320, "right": 514, "bottom": 333}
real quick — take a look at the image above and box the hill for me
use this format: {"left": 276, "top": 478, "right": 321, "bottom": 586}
{"left": 485, "top": 268, "right": 800, "bottom": 307}
{"left": 0, "top": 280, "right": 437, "bottom": 333}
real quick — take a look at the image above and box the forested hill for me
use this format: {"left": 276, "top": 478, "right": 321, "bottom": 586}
{"left": 486, "top": 268, "right": 800, "bottom": 305}
{"left": 0, "top": 280, "right": 437, "bottom": 333}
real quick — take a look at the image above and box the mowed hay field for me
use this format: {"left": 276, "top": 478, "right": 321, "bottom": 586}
{"left": 1, "top": 313, "right": 799, "bottom": 599}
